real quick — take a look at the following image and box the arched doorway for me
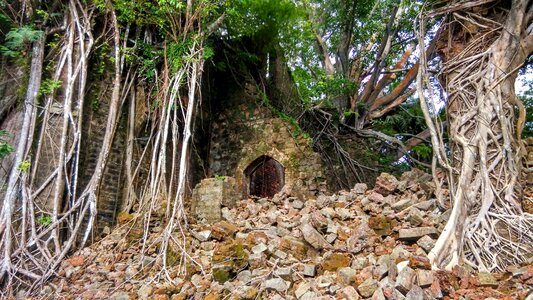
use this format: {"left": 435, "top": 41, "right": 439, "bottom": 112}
{"left": 244, "top": 156, "right": 285, "bottom": 198}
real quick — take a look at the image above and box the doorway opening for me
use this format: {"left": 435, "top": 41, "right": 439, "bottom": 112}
{"left": 244, "top": 155, "right": 285, "bottom": 198}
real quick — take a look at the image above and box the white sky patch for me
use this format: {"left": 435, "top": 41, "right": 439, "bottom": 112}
{"left": 516, "top": 68, "right": 532, "bottom": 96}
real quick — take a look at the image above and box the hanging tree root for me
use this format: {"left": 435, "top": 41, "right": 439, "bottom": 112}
{"left": 417, "top": 1, "right": 533, "bottom": 272}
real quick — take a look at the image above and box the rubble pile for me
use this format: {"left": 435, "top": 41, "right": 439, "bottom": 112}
{"left": 47, "top": 170, "right": 532, "bottom": 300}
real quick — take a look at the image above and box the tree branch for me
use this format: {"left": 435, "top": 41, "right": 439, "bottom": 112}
{"left": 313, "top": 28, "right": 335, "bottom": 76}
{"left": 368, "top": 88, "right": 416, "bottom": 120}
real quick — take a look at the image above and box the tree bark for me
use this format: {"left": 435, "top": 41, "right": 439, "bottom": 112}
{"left": 0, "top": 36, "right": 44, "bottom": 281}
{"left": 426, "top": 0, "right": 533, "bottom": 271}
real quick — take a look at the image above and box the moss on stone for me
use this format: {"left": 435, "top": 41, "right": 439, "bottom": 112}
{"left": 166, "top": 247, "right": 180, "bottom": 267}
{"left": 213, "top": 267, "right": 232, "bottom": 283}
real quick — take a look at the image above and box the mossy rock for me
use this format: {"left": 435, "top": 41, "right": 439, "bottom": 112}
{"left": 320, "top": 253, "right": 351, "bottom": 272}
{"left": 117, "top": 212, "right": 134, "bottom": 223}
{"left": 368, "top": 216, "right": 396, "bottom": 236}
{"left": 166, "top": 247, "right": 180, "bottom": 267}
{"left": 212, "top": 265, "right": 232, "bottom": 284}
{"left": 213, "top": 239, "right": 249, "bottom": 274}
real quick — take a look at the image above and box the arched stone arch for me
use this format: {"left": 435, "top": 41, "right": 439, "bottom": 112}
{"left": 244, "top": 155, "right": 285, "bottom": 198}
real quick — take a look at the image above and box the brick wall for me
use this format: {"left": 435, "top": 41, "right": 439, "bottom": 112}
{"left": 78, "top": 87, "right": 127, "bottom": 235}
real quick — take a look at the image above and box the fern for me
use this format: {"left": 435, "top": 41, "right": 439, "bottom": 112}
{"left": 1, "top": 26, "right": 43, "bottom": 57}
{"left": 0, "top": 129, "right": 14, "bottom": 160}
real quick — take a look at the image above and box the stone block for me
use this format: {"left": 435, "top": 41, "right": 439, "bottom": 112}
{"left": 358, "top": 278, "right": 379, "bottom": 298}
{"left": 416, "top": 269, "right": 433, "bottom": 287}
{"left": 416, "top": 235, "right": 435, "bottom": 253}
{"left": 300, "top": 223, "right": 332, "bottom": 250}
{"left": 374, "top": 173, "right": 399, "bottom": 196}
{"left": 405, "top": 285, "right": 424, "bottom": 300}
{"left": 191, "top": 177, "right": 238, "bottom": 223}
{"left": 263, "top": 278, "right": 290, "bottom": 292}
{"left": 395, "top": 266, "right": 415, "bottom": 294}
{"left": 399, "top": 227, "right": 438, "bottom": 241}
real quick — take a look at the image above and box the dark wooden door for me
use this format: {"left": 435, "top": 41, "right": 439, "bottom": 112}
{"left": 247, "top": 156, "right": 284, "bottom": 198}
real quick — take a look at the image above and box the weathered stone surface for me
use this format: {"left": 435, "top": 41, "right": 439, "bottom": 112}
{"left": 336, "top": 207, "right": 351, "bottom": 220}
{"left": 321, "top": 253, "right": 351, "bottom": 272}
{"left": 371, "top": 288, "right": 386, "bottom": 300}
{"left": 295, "top": 282, "right": 311, "bottom": 299}
{"left": 373, "top": 255, "right": 390, "bottom": 280}
{"left": 191, "top": 177, "right": 239, "bottom": 223}
{"left": 416, "top": 269, "right": 433, "bottom": 287}
{"left": 237, "top": 270, "right": 251, "bottom": 283}
{"left": 279, "top": 236, "right": 312, "bottom": 260}
{"left": 138, "top": 285, "right": 153, "bottom": 300}
{"left": 338, "top": 267, "right": 357, "bottom": 284}
{"left": 353, "top": 183, "right": 368, "bottom": 194}
{"left": 110, "top": 292, "right": 131, "bottom": 300}
{"left": 395, "top": 266, "right": 416, "bottom": 294}
{"left": 368, "top": 216, "right": 395, "bottom": 236}
{"left": 211, "top": 221, "right": 239, "bottom": 240}
{"left": 374, "top": 173, "right": 399, "bottom": 196}
{"left": 478, "top": 272, "right": 498, "bottom": 287}
{"left": 191, "top": 230, "right": 211, "bottom": 242}
{"left": 391, "top": 198, "right": 413, "bottom": 212}
{"left": 302, "top": 264, "right": 316, "bottom": 277}
{"left": 416, "top": 235, "right": 435, "bottom": 253}
{"left": 414, "top": 199, "right": 435, "bottom": 211}
{"left": 337, "top": 286, "right": 360, "bottom": 300}
{"left": 407, "top": 208, "right": 424, "bottom": 227}
{"left": 405, "top": 285, "right": 424, "bottom": 300}
{"left": 292, "top": 199, "right": 304, "bottom": 209}
{"left": 368, "top": 192, "right": 385, "bottom": 204}
{"left": 358, "top": 278, "right": 379, "bottom": 298}
{"left": 274, "top": 267, "right": 291, "bottom": 279}
{"left": 273, "top": 250, "right": 287, "bottom": 259}
{"left": 300, "top": 223, "right": 332, "bottom": 250}
{"left": 263, "top": 278, "right": 290, "bottom": 292}
{"left": 408, "top": 255, "right": 431, "bottom": 270}
{"left": 300, "top": 291, "right": 318, "bottom": 300}
{"left": 399, "top": 227, "right": 438, "bottom": 241}
{"left": 251, "top": 243, "right": 267, "bottom": 254}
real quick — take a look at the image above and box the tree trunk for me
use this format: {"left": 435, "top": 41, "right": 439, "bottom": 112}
{"left": 427, "top": 0, "right": 533, "bottom": 271}
{"left": 0, "top": 36, "right": 44, "bottom": 281}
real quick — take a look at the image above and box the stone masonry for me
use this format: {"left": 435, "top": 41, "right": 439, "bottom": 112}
{"left": 521, "top": 137, "right": 533, "bottom": 213}
{"left": 191, "top": 177, "right": 239, "bottom": 223}
{"left": 208, "top": 104, "right": 327, "bottom": 199}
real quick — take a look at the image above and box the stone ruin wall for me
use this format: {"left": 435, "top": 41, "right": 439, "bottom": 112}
{"left": 208, "top": 104, "right": 327, "bottom": 199}
{"left": 521, "top": 138, "right": 533, "bottom": 213}
{"left": 0, "top": 76, "right": 129, "bottom": 237}
{"left": 77, "top": 83, "right": 128, "bottom": 235}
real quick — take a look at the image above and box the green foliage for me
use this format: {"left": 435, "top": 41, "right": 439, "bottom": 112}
{"left": 411, "top": 143, "right": 432, "bottom": 160}
{"left": 374, "top": 99, "right": 428, "bottom": 138}
{"left": 0, "top": 130, "right": 14, "bottom": 160}
{"left": 17, "top": 160, "right": 31, "bottom": 173}
{"left": 167, "top": 39, "right": 195, "bottom": 72}
{"left": 203, "top": 45, "right": 215, "bottom": 60}
{"left": 137, "top": 42, "right": 161, "bottom": 82}
{"left": 37, "top": 215, "right": 53, "bottom": 226}
{"left": 277, "top": 0, "right": 426, "bottom": 115}
{"left": 46, "top": 33, "right": 61, "bottom": 49}
{"left": 0, "top": 26, "right": 43, "bottom": 58}
{"left": 214, "top": 175, "right": 225, "bottom": 181}
{"left": 92, "top": 99, "right": 100, "bottom": 112}
{"left": 35, "top": 9, "right": 49, "bottom": 21}
{"left": 224, "top": 0, "right": 302, "bottom": 39}
{"left": 39, "top": 79, "right": 62, "bottom": 96}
